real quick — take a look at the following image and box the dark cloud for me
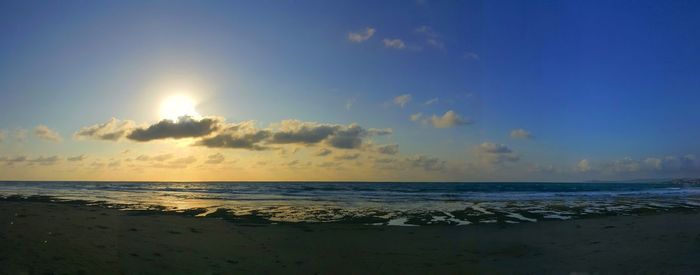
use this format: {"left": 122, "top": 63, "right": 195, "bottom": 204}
{"left": 270, "top": 121, "right": 338, "bottom": 145}
{"left": 269, "top": 120, "right": 391, "bottom": 150}
{"left": 376, "top": 144, "right": 399, "bottom": 155}
{"left": 475, "top": 142, "right": 519, "bottom": 166}
{"left": 196, "top": 122, "right": 271, "bottom": 150}
{"left": 76, "top": 117, "right": 392, "bottom": 153}
{"left": 67, "top": 155, "right": 87, "bottom": 161}
{"left": 405, "top": 155, "right": 446, "bottom": 171}
{"left": 0, "top": 155, "right": 60, "bottom": 166}
{"left": 127, "top": 116, "right": 221, "bottom": 142}
{"left": 25, "top": 156, "right": 61, "bottom": 166}
{"left": 334, "top": 153, "right": 360, "bottom": 160}
{"left": 1, "top": 155, "right": 27, "bottom": 165}
{"left": 315, "top": 148, "right": 332, "bottom": 157}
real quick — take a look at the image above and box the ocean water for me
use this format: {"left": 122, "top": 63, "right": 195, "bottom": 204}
{"left": 2, "top": 181, "right": 700, "bottom": 226}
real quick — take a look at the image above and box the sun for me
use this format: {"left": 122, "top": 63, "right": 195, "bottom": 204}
{"left": 159, "top": 95, "right": 200, "bottom": 121}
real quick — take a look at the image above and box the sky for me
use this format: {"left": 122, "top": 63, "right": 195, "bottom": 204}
{"left": 1, "top": 0, "right": 699, "bottom": 181}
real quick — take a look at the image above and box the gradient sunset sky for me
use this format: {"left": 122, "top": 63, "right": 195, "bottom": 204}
{"left": 1, "top": 0, "right": 699, "bottom": 181}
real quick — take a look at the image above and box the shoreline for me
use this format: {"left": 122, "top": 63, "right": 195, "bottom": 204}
{"left": 2, "top": 199, "right": 700, "bottom": 274}
{"left": 3, "top": 194, "right": 699, "bottom": 227}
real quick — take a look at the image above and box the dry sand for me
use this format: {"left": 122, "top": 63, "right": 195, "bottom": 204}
{"left": 2, "top": 200, "right": 700, "bottom": 274}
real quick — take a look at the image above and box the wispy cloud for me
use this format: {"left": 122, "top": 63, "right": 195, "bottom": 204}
{"left": 345, "top": 97, "right": 357, "bottom": 110}
{"left": 205, "top": 153, "right": 225, "bottom": 164}
{"left": 415, "top": 26, "right": 444, "bottom": 49}
{"left": 67, "top": 154, "right": 87, "bottom": 162}
{"left": 383, "top": 38, "right": 406, "bottom": 49}
{"left": 410, "top": 113, "right": 423, "bottom": 122}
{"left": 74, "top": 118, "right": 135, "bottom": 141}
{"left": 424, "top": 98, "right": 439, "bottom": 105}
{"left": 510, "top": 129, "right": 533, "bottom": 139}
{"left": 393, "top": 94, "right": 412, "bottom": 107}
{"left": 348, "top": 27, "right": 376, "bottom": 43}
{"left": 34, "top": 125, "right": 62, "bottom": 142}
{"left": 463, "top": 52, "right": 480, "bottom": 61}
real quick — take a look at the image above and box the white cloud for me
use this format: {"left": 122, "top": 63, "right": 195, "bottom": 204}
{"left": 510, "top": 129, "right": 533, "bottom": 139}
{"left": 393, "top": 94, "right": 412, "bottom": 107}
{"left": 424, "top": 98, "right": 439, "bottom": 105}
{"left": 383, "top": 38, "right": 406, "bottom": 49}
{"left": 348, "top": 27, "right": 376, "bottom": 43}
{"left": 428, "top": 110, "right": 471, "bottom": 128}
{"left": 34, "top": 125, "right": 62, "bottom": 142}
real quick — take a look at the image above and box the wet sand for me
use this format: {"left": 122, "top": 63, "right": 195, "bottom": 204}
{"left": 2, "top": 200, "right": 700, "bottom": 274}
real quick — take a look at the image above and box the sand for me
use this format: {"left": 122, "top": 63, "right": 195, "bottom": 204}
{"left": 2, "top": 200, "right": 700, "bottom": 274}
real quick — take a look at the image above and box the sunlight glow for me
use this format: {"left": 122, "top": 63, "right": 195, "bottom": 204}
{"left": 159, "top": 95, "right": 200, "bottom": 121}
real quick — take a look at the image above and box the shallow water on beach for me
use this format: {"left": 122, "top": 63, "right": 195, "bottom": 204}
{"left": 2, "top": 181, "right": 700, "bottom": 226}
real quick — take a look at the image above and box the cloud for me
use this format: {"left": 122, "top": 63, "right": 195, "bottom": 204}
{"left": 415, "top": 26, "right": 444, "bottom": 49}
{"left": 578, "top": 155, "right": 698, "bottom": 175}
{"left": 127, "top": 116, "right": 221, "bottom": 142}
{"left": 0, "top": 130, "right": 6, "bottom": 142}
{"left": 15, "top": 129, "right": 28, "bottom": 142}
{"left": 424, "top": 98, "right": 439, "bottom": 105}
{"left": 0, "top": 155, "right": 61, "bottom": 166}
{"left": 76, "top": 116, "right": 392, "bottom": 153}
{"left": 1, "top": 155, "right": 27, "bottom": 166}
{"left": 428, "top": 110, "right": 471, "bottom": 128}
{"left": 576, "top": 159, "right": 592, "bottom": 172}
{"left": 135, "top": 153, "right": 173, "bottom": 162}
{"left": 205, "top": 153, "right": 225, "bottom": 164}
{"left": 327, "top": 124, "right": 374, "bottom": 149}
{"left": 67, "top": 155, "right": 87, "bottom": 162}
{"left": 270, "top": 120, "right": 338, "bottom": 145}
{"left": 34, "top": 125, "right": 62, "bottom": 142}
{"left": 195, "top": 121, "right": 270, "bottom": 150}
{"left": 345, "top": 97, "right": 357, "bottom": 110}
{"left": 475, "top": 142, "right": 520, "bottom": 166}
{"left": 376, "top": 144, "right": 399, "bottom": 155}
{"left": 29, "top": 156, "right": 61, "bottom": 166}
{"left": 74, "top": 118, "right": 136, "bottom": 141}
{"left": 405, "top": 155, "right": 446, "bottom": 171}
{"left": 410, "top": 113, "right": 423, "bottom": 122}
{"left": 393, "top": 94, "right": 412, "bottom": 108}
{"left": 269, "top": 120, "right": 391, "bottom": 150}
{"left": 463, "top": 52, "right": 480, "bottom": 60}
{"left": 348, "top": 27, "right": 376, "bottom": 43}
{"left": 315, "top": 148, "right": 332, "bottom": 157}
{"left": 510, "top": 129, "right": 533, "bottom": 139}
{"left": 383, "top": 38, "right": 406, "bottom": 49}
{"left": 334, "top": 153, "right": 360, "bottom": 160}
{"left": 152, "top": 156, "right": 198, "bottom": 169}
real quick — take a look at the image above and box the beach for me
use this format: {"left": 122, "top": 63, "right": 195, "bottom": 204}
{"left": 2, "top": 199, "right": 700, "bottom": 274}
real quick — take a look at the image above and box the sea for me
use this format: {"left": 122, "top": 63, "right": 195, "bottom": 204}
{"left": 2, "top": 181, "right": 700, "bottom": 226}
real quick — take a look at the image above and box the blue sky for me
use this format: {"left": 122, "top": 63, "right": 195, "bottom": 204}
{"left": 1, "top": 0, "right": 699, "bottom": 181}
